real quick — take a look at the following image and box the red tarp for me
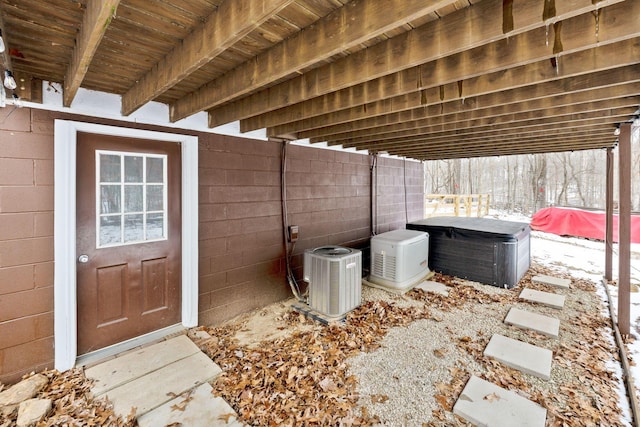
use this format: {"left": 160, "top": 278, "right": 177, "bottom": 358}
{"left": 530, "top": 207, "right": 640, "bottom": 243}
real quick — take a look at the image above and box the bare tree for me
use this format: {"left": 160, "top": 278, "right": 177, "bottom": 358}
{"left": 554, "top": 152, "right": 570, "bottom": 206}
{"left": 422, "top": 127, "right": 639, "bottom": 215}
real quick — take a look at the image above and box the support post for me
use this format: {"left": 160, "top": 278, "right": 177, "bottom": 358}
{"left": 605, "top": 147, "right": 614, "bottom": 281}
{"left": 618, "top": 123, "right": 632, "bottom": 336}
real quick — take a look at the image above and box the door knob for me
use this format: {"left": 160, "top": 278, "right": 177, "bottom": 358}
{"left": 78, "top": 254, "right": 89, "bottom": 263}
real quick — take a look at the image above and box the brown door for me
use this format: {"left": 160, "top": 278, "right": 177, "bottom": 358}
{"left": 76, "top": 132, "right": 182, "bottom": 355}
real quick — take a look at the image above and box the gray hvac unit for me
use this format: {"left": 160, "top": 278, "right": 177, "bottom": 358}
{"left": 303, "top": 246, "right": 362, "bottom": 317}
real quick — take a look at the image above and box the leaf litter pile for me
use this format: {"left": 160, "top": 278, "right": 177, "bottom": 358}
{"left": 0, "top": 261, "right": 629, "bottom": 426}
{"left": 198, "top": 261, "right": 630, "bottom": 426}
{"left": 0, "top": 368, "right": 135, "bottom": 427}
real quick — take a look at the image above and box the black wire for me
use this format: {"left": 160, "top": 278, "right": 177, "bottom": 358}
{"left": 280, "top": 141, "right": 303, "bottom": 301}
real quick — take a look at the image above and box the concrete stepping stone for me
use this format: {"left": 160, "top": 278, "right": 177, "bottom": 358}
{"left": 414, "top": 280, "right": 449, "bottom": 296}
{"left": 484, "top": 334, "right": 552, "bottom": 380}
{"left": 101, "top": 350, "right": 221, "bottom": 418}
{"left": 87, "top": 334, "right": 200, "bottom": 395}
{"left": 532, "top": 274, "right": 570, "bottom": 289}
{"left": 519, "top": 288, "right": 565, "bottom": 309}
{"left": 138, "top": 383, "right": 245, "bottom": 427}
{"left": 453, "top": 375, "right": 546, "bottom": 427}
{"left": 504, "top": 307, "right": 560, "bottom": 338}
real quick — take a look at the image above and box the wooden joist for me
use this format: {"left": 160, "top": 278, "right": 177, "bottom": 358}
{"left": 396, "top": 135, "right": 616, "bottom": 159}
{"left": 268, "top": 49, "right": 640, "bottom": 138}
{"left": 346, "top": 113, "right": 633, "bottom": 151}
{"left": 413, "top": 140, "right": 616, "bottom": 160}
{"left": 63, "top": 0, "right": 121, "bottom": 107}
{"left": 121, "top": 0, "right": 294, "bottom": 116}
{"left": 338, "top": 106, "right": 639, "bottom": 149}
{"left": 168, "top": 0, "right": 460, "bottom": 122}
{"left": 318, "top": 91, "right": 640, "bottom": 144}
{"left": 204, "top": 0, "right": 629, "bottom": 129}
{"left": 253, "top": 6, "right": 640, "bottom": 134}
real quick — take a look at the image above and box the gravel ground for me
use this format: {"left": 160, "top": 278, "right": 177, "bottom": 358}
{"left": 197, "top": 261, "right": 626, "bottom": 426}
{"left": 348, "top": 272, "right": 621, "bottom": 426}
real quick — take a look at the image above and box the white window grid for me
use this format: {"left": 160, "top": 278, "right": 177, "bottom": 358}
{"left": 95, "top": 150, "right": 168, "bottom": 248}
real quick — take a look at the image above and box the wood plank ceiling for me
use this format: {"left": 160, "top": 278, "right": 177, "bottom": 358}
{"left": 0, "top": 0, "right": 637, "bottom": 160}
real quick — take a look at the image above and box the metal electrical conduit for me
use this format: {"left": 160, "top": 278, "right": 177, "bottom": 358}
{"left": 280, "top": 140, "right": 305, "bottom": 302}
{"left": 602, "top": 278, "right": 640, "bottom": 425}
{"left": 369, "top": 153, "right": 377, "bottom": 237}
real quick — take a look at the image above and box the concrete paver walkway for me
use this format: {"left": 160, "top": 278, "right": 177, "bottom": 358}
{"left": 532, "top": 274, "right": 571, "bottom": 289}
{"left": 137, "top": 382, "right": 244, "bottom": 427}
{"left": 484, "top": 334, "right": 553, "bottom": 380}
{"left": 504, "top": 307, "right": 560, "bottom": 338}
{"left": 85, "top": 334, "right": 243, "bottom": 425}
{"left": 453, "top": 375, "right": 547, "bottom": 426}
{"left": 519, "top": 288, "right": 565, "bottom": 309}
{"left": 453, "top": 274, "right": 572, "bottom": 425}
{"left": 415, "top": 280, "right": 449, "bottom": 296}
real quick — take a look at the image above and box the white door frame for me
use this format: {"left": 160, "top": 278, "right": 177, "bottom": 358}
{"left": 54, "top": 120, "right": 199, "bottom": 371}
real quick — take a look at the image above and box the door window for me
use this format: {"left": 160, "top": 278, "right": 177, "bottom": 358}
{"left": 96, "top": 150, "right": 168, "bottom": 247}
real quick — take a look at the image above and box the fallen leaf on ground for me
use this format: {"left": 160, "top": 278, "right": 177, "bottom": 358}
{"left": 370, "top": 394, "right": 389, "bottom": 404}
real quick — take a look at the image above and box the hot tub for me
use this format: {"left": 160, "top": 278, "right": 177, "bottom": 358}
{"left": 406, "top": 217, "right": 530, "bottom": 288}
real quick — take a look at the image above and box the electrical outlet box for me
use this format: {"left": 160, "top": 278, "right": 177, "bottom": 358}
{"left": 288, "top": 225, "right": 299, "bottom": 242}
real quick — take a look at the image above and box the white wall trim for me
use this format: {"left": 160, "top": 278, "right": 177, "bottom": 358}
{"left": 54, "top": 120, "right": 198, "bottom": 371}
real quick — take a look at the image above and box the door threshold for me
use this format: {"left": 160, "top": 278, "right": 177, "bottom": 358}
{"left": 76, "top": 324, "right": 186, "bottom": 369}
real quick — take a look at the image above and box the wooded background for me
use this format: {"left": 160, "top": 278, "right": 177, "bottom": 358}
{"left": 423, "top": 126, "right": 640, "bottom": 214}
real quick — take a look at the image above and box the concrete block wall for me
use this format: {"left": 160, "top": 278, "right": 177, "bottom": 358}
{"left": 197, "top": 135, "right": 288, "bottom": 326}
{"left": 0, "top": 107, "right": 425, "bottom": 384}
{"left": 375, "top": 155, "right": 425, "bottom": 233}
{"left": 0, "top": 107, "right": 55, "bottom": 385}
{"left": 285, "top": 145, "right": 372, "bottom": 253}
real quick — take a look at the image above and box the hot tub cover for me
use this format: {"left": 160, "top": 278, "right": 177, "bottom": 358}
{"left": 531, "top": 207, "right": 640, "bottom": 243}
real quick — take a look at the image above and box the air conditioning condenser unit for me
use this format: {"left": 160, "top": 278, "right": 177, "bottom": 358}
{"left": 303, "top": 246, "right": 362, "bottom": 318}
{"left": 369, "top": 229, "right": 430, "bottom": 292}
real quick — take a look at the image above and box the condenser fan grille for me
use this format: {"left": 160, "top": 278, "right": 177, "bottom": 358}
{"left": 312, "top": 246, "right": 354, "bottom": 257}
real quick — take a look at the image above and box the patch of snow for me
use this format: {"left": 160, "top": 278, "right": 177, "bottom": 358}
{"left": 494, "top": 210, "right": 639, "bottom": 425}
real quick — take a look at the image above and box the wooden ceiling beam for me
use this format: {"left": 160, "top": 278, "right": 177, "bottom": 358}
{"left": 410, "top": 140, "right": 615, "bottom": 160}
{"left": 404, "top": 140, "right": 613, "bottom": 158}
{"left": 290, "top": 43, "right": 640, "bottom": 139}
{"left": 273, "top": 57, "right": 640, "bottom": 138}
{"left": 346, "top": 114, "right": 632, "bottom": 151}
{"left": 255, "top": 8, "right": 640, "bottom": 134}
{"left": 372, "top": 124, "right": 615, "bottom": 149}
{"left": 319, "top": 92, "right": 640, "bottom": 144}
{"left": 390, "top": 132, "right": 616, "bottom": 158}
{"left": 400, "top": 137, "right": 615, "bottom": 160}
{"left": 337, "top": 106, "right": 638, "bottom": 148}
{"left": 297, "top": 69, "right": 640, "bottom": 142}
{"left": 228, "top": 0, "right": 632, "bottom": 131}
{"left": 167, "top": 0, "right": 460, "bottom": 122}
{"left": 63, "top": 0, "right": 121, "bottom": 107}
{"left": 271, "top": 40, "right": 640, "bottom": 138}
{"left": 353, "top": 119, "right": 625, "bottom": 151}
{"left": 121, "top": 0, "right": 295, "bottom": 116}
{"left": 382, "top": 128, "right": 616, "bottom": 152}
{"left": 327, "top": 97, "right": 640, "bottom": 145}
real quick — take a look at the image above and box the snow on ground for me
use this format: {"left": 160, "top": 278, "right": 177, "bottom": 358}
{"left": 490, "top": 209, "right": 640, "bottom": 424}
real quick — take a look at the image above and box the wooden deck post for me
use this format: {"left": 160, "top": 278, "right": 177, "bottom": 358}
{"left": 618, "top": 123, "right": 631, "bottom": 336}
{"left": 486, "top": 194, "right": 491, "bottom": 216}
{"left": 605, "top": 147, "right": 614, "bottom": 281}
